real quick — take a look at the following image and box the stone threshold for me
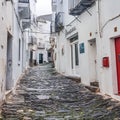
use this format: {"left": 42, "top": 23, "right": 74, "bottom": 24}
{"left": 64, "top": 75, "right": 81, "bottom": 83}
{"left": 85, "top": 85, "right": 100, "bottom": 93}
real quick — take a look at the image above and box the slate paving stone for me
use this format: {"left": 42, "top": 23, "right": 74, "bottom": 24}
{"left": 1, "top": 64, "right": 120, "bottom": 119}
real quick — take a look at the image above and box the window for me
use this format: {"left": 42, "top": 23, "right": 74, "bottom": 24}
{"left": 18, "top": 39, "right": 21, "bottom": 61}
{"left": 71, "top": 45, "right": 73, "bottom": 69}
{"left": 19, "top": 0, "right": 29, "bottom": 3}
{"left": 48, "top": 52, "right": 51, "bottom": 57}
{"left": 61, "top": 46, "right": 64, "bottom": 55}
{"left": 75, "top": 43, "right": 79, "bottom": 65}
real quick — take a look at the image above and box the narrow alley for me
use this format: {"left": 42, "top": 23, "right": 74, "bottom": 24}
{"left": 1, "top": 64, "right": 120, "bottom": 120}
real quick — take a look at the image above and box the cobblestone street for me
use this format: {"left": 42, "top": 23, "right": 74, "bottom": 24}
{"left": 1, "top": 64, "right": 120, "bottom": 120}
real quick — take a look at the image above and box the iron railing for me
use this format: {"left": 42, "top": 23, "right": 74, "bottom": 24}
{"left": 19, "top": 0, "right": 29, "bottom": 3}
{"left": 69, "top": 0, "right": 96, "bottom": 16}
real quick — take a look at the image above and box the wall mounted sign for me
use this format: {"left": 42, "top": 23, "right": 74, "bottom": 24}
{"left": 79, "top": 43, "right": 85, "bottom": 54}
{"left": 65, "top": 27, "right": 76, "bottom": 37}
{"left": 69, "top": 33, "right": 78, "bottom": 43}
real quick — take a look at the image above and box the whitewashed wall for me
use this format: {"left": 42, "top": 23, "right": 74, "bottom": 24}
{"left": 0, "top": 0, "right": 7, "bottom": 104}
{"left": 36, "top": 20, "right": 51, "bottom": 63}
{"left": 12, "top": 1, "right": 23, "bottom": 88}
{"left": 55, "top": 0, "right": 98, "bottom": 85}
{"left": 54, "top": 0, "right": 120, "bottom": 100}
{"left": 100, "top": 0, "right": 120, "bottom": 100}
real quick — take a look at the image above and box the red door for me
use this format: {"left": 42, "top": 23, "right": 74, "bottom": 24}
{"left": 115, "top": 37, "right": 120, "bottom": 94}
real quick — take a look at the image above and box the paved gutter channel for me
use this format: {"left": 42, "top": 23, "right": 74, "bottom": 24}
{"left": 1, "top": 64, "right": 120, "bottom": 120}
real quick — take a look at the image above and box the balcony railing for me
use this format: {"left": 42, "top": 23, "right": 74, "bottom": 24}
{"left": 18, "top": 0, "right": 30, "bottom": 20}
{"left": 50, "top": 22, "right": 53, "bottom": 34}
{"left": 21, "top": 19, "right": 30, "bottom": 29}
{"left": 69, "top": 0, "right": 96, "bottom": 16}
{"left": 55, "top": 12, "right": 64, "bottom": 32}
{"left": 19, "top": 0, "right": 29, "bottom": 3}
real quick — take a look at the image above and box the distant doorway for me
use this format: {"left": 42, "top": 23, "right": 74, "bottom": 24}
{"left": 88, "top": 39, "right": 97, "bottom": 84}
{"left": 39, "top": 54, "right": 43, "bottom": 64}
{"left": 29, "top": 51, "right": 33, "bottom": 66}
{"left": 6, "top": 33, "right": 13, "bottom": 90}
{"left": 70, "top": 41, "right": 79, "bottom": 76}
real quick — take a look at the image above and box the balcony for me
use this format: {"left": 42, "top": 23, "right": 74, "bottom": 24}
{"left": 18, "top": 0, "right": 30, "bottom": 19}
{"left": 21, "top": 19, "right": 30, "bottom": 29}
{"left": 19, "top": 0, "right": 29, "bottom": 3}
{"left": 55, "top": 12, "right": 64, "bottom": 32}
{"left": 69, "top": 0, "right": 96, "bottom": 16}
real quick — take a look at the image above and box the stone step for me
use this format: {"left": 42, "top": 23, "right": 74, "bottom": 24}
{"left": 90, "top": 81, "right": 99, "bottom": 87}
{"left": 85, "top": 85, "right": 100, "bottom": 93}
{"left": 64, "top": 75, "right": 81, "bottom": 83}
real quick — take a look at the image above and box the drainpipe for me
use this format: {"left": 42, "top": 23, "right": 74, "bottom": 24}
{"left": 96, "top": 0, "right": 102, "bottom": 88}
{"left": 96, "top": 0, "right": 101, "bottom": 38}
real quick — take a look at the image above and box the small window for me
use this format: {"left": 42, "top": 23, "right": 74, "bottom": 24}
{"left": 48, "top": 52, "right": 51, "bottom": 57}
{"left": 71, "top": 45, "right": 73, "bottom": 69}
{"left": 18, "top": 39, "right": 21, "bottom": 61}
{"left": 75, "top": 43, "right": 79, "bottom": 65}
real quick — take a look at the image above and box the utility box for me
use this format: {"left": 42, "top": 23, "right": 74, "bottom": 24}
{"left": 103, "top": 57, "right": 109, "bottom": 67}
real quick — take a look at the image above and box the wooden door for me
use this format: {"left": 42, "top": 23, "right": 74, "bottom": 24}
{"left": 115, "top": 37, "right": 120, "bottom": 94}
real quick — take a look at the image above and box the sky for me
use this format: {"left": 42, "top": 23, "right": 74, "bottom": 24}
{"left": 36, "top": 0, "right": 52, "bottom": 16}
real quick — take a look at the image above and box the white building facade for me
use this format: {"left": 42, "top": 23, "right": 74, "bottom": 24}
{"left": 36, "top": 17, "right": 51, "bottom": 64}
{"left": 0, "top": 0, "right": 32, "bottom": 105}
{"left": 51, "top": 0, "right": 120, "bottom": 100}
{"left": 0, "top": 0, "right": 8, "bottom": 105}
{"left": 25, "top": 15, "right": 51, "bottom": 66}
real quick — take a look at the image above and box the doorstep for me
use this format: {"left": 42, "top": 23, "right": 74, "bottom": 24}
{"left": 5, "top": 89, "right": 12, "bottom": 101}
{"left": 64, "top": 75, "right": 81, "bottom": 83}
{"left": 85, "top": 85, "right": 100, "bottom": 93}
{"left": 90, "top": 81, "right": 99, "bottom": 87}
{"left": 112, "top": 94, "right": 120, "bottom": 101}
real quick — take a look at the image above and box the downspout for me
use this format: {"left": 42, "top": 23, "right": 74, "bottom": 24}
{"left": 96, "top": 0, "right": 101, "bottom": 38}
{"left": 96, "top": 0, "right": 102, "bottom": 87}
